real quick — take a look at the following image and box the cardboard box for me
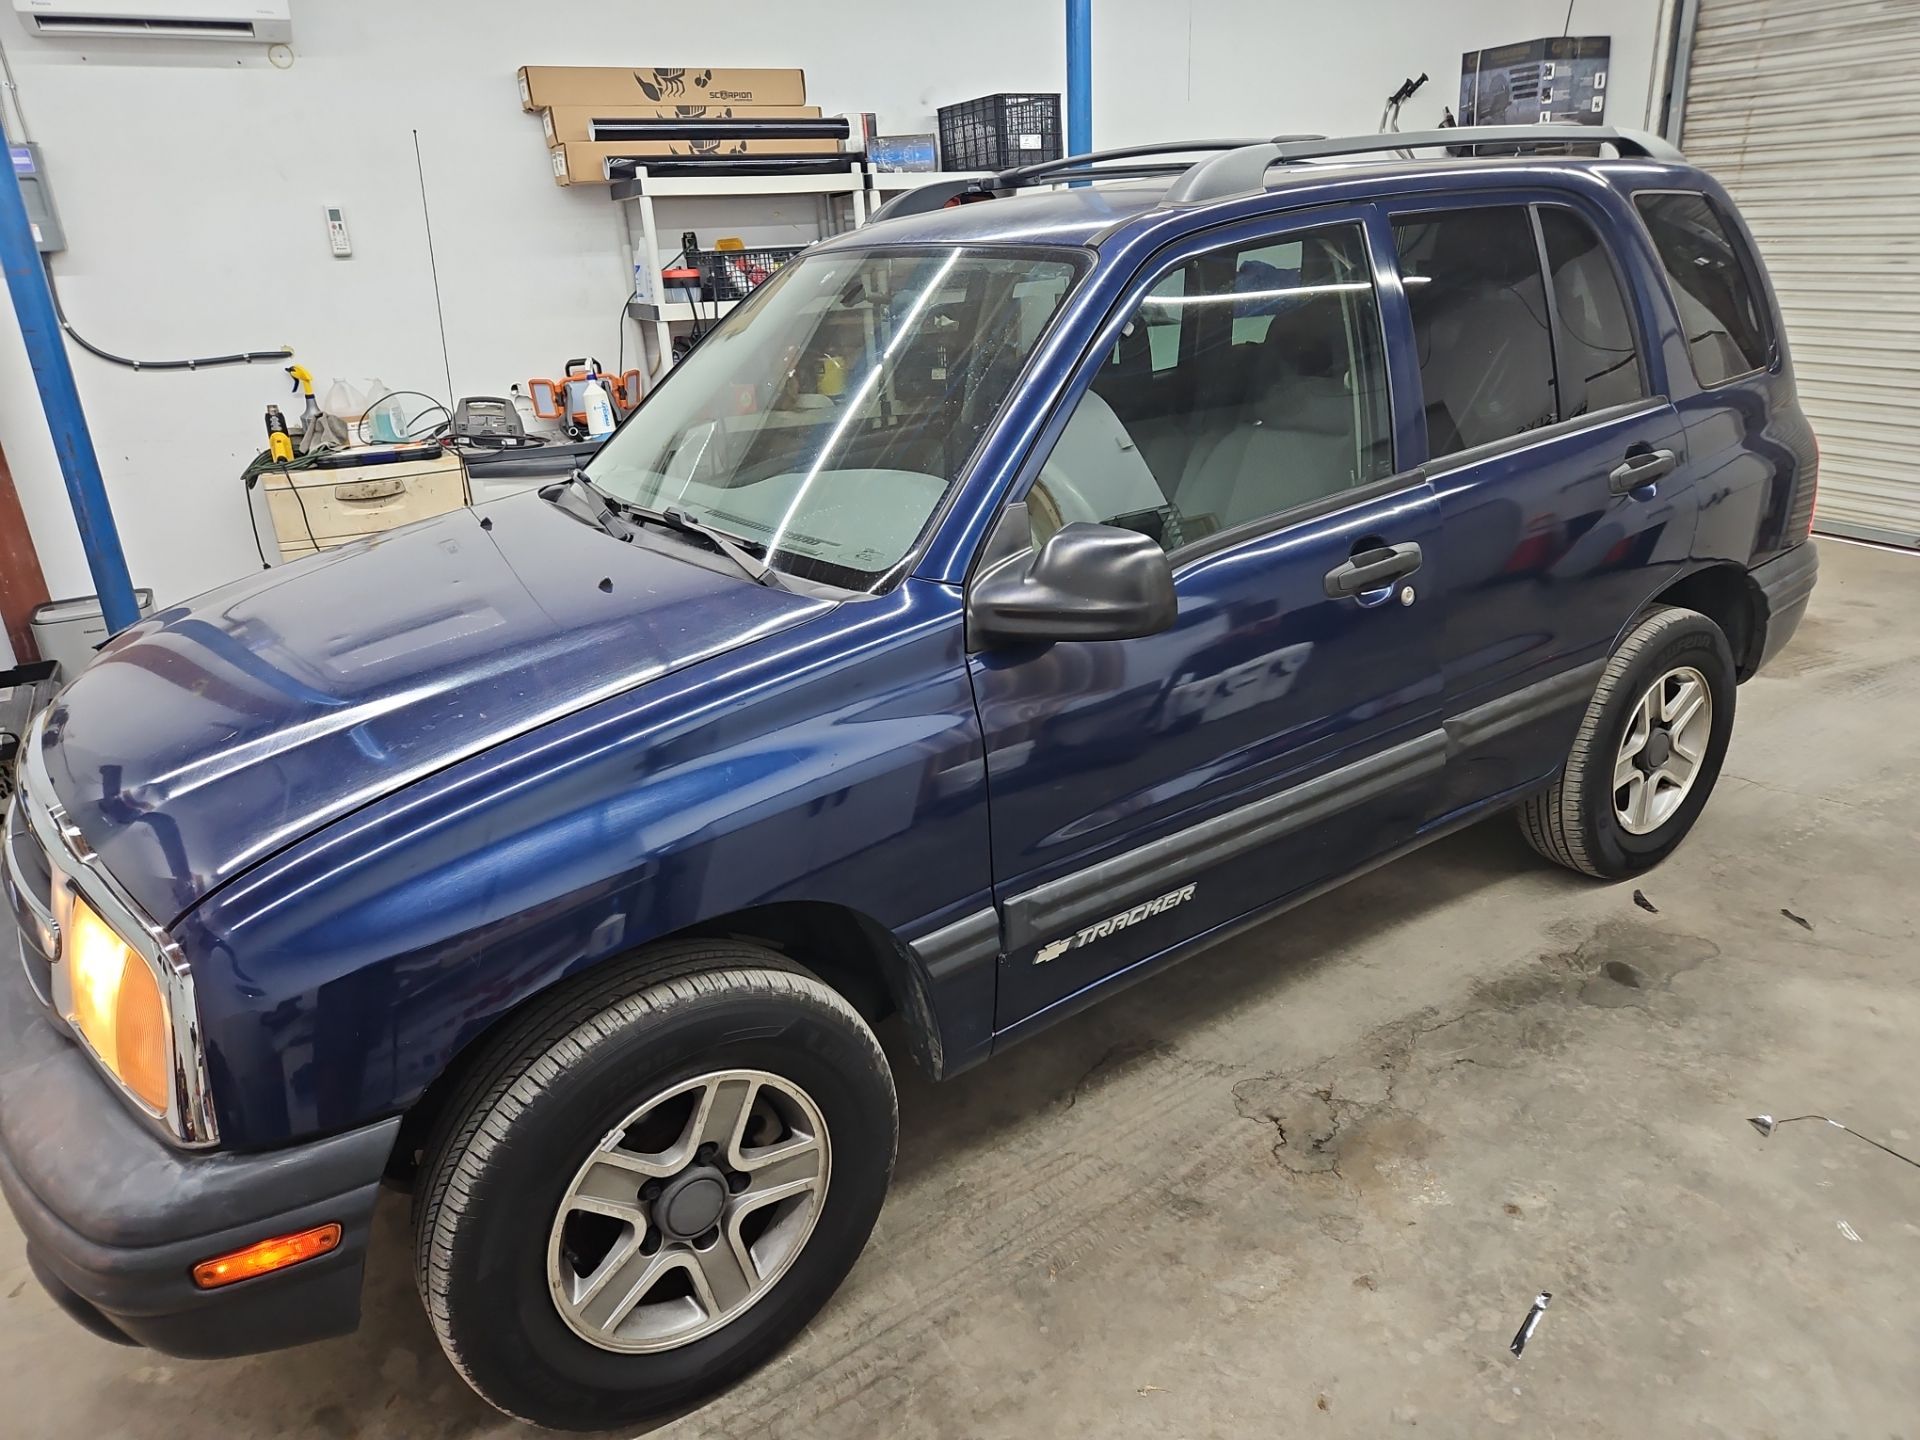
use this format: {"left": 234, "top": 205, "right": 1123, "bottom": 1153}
{"left": 542, "top": 103, "right": 822, "bottom": 146}
{"left": 549, "top": 139, "right": 833, "bottom": 185}
{"left": 519, "top": 66, "right": 806, "bottom": 112}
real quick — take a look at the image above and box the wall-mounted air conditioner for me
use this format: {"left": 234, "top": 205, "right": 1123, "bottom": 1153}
{"left": 13, "top": 0, "right": 292, "bottom": 43}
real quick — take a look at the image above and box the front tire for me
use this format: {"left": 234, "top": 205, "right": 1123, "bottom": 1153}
{"left": 412, "top": 943, "right": 897, "bottom": 1431}
{"left": 1518, "top": 605, "right": 1736, "bottom": 879}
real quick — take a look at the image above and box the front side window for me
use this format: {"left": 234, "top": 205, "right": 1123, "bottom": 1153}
{"left": 1028, "top": 221, "right": 1393, "bottom": 553}
{"left": 1393, "top": 206, "right": 1557, "bottom": 459}
{"left": 1634, "top": 191, "right": 1772, "bottom": 385}
{"left": 588, "top": 247, "right": 1083, "bottom": 589}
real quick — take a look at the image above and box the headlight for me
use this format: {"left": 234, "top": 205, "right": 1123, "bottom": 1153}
{"left": 62, "top": 892, "right": 171, "bottom": 1112}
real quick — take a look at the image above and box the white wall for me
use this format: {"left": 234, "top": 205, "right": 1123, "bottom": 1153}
{"left": 1097, "top": 0, "right": 1664, "bottom": 145}
{"left": 0, "top": 0, "right": 1662, "bottom": 608}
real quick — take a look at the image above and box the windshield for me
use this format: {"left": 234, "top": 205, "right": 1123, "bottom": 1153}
{"left": 586, "top": 246, "right": 1085, "bottom": 589}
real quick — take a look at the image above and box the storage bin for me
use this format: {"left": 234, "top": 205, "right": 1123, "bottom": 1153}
{"left": 31, "top": 590, "right": 155, "bottom": 683}
{"left": 695, "top": 245, "right": 809, "bottom": 302}
{"left": 937, "top": 93, "right": 1063, "bottom": 172}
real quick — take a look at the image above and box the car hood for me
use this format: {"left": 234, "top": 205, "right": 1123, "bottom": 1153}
{"left": 38, "top": 489, "right": 831, "bottom": 924}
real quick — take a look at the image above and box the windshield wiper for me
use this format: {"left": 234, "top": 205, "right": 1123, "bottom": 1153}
{"left": 544, "top": 469, "right": 634, "bottom": 542}
{"left": 627, "top": 503, "right": 784, "bottom": 589}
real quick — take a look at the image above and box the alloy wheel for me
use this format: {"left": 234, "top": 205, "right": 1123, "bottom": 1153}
{"left": 1613, "top": 664, "right": 1713, "bottom": 835}
{"left": 547, "top": 1069, "right": 830, "bottom": 1353}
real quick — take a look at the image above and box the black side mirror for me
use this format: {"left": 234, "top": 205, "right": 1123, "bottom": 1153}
{"left": 968, "top": 514, "right": 1177, "bottom": 650}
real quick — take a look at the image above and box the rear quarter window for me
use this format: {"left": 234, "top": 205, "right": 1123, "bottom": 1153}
{"left": 1633, "top": 191, "right": 1773, "bottom": 386}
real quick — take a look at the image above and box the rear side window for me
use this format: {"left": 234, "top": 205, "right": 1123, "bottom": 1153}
{"left": 1540, "top": 209, "right": 1646, "bottom": 416}
{"left": 1634, "top": 191, "right": 1772, "bottom": 385}
{"left": 1393, "top": 207, "right": 1557, "bottom": 458}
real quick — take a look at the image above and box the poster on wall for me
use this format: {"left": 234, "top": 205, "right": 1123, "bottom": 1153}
{"left": 1460, "top": 35, "right": 1612, "bottom": 127}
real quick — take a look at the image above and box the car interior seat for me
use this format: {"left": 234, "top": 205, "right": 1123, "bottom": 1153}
{"left": 1404, "top": 219, "right": 1556, "bottom": 455}
{"left": 1028, "top": 388, "right": 1174, "bottom": 545}
{"left": 1172, "top": 294, "right": 1366, "bottom": 532}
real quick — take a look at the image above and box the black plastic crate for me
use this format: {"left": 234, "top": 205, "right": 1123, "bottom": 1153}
{"left": 694, "top": 244, "right": 809, "bottom": 302}
{"left": 937, "top": 93, "right": 1062, "bottom": 172}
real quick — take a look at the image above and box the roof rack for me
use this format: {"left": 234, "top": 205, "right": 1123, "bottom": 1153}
{"left": 1165, "top": 125, "right": 1683, "bottom": 204}
{"left": 867, "top": 138, "right": 1315, "bottom": 223}
{"left": 867, "top": 125, "right": 1683, "bottom": 225}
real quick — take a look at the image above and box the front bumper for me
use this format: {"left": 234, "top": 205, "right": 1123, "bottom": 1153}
{"left": 0, "top": 911, "right": 399, "bottom": 1358}
{"left": 1749, "top": 539, "right": 1819, "bottom": 674}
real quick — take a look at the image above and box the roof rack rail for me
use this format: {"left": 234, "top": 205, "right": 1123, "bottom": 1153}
{"left": 1273, "top": 125, "right": 1681, "bottom": 163}
{"left": 1165, "top": 125, "right": 1683, "bottom": 205}
{"left": 1000, "top": 140, "right": 1266, "bottom": 185}
{"left": 868, "top": 126, "right": 1684, "bottom": 225}
{"left": 868, "top": 138, "right": 1308, "bottom": 223}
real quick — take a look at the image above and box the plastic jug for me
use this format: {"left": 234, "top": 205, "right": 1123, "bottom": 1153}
{"left": 368, "top": 391, "right": 408, "bottom": 443}
{"left": 321, "top": 379, "right": 365, "bottom": 420}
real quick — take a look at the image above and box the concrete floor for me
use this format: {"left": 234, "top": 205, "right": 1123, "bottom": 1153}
{"left": 4, "top": 539, "right": 1916, "bottom": 1439}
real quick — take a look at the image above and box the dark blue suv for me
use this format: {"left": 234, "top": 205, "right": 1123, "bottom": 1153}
{"left": 1, "top": 127, "right": 1817, "bottom": 1429}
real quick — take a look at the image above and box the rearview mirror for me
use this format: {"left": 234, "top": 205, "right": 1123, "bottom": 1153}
{"left": 968, "top": 518, "right": 1177, "bottom": 650}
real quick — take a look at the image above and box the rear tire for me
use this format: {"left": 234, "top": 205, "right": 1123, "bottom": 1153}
{"left": 1518, "top": 605, "right": 1735, "bottom": 879}
{"left": 412, "top": 942, "right": 897, "bottom": 1431}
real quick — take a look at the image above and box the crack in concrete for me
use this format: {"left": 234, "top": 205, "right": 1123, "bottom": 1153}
{"left": 1723, "top": 771, "right": 1877, "bottom": 815}
{"left": 1225, "top": 916, "right": 1727, "bottom": 1184}
{"left": 1062, "top": 1037, "right": 1177, "bottom": 1110}
{"left": 1063, "top": 1041, "right": 1137, "bottom": 1110}
{"left": 1230, "top": 1070, "right": 1383, "bottom": 1180}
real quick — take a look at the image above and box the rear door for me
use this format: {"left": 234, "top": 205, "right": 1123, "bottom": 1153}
{"left": 1384, "top": 195, "right": 1694, "bottom": 820}
{"left": 966, "top": 208, "right": 1447, "bottom": 1032}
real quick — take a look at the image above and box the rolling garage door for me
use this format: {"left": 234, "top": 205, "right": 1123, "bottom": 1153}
{"left": 1680, "top": 0, "right": 1920, "bottom": 548}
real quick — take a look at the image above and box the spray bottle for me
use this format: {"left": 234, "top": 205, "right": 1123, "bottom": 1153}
{"left": 284, "top": 363, "right": 321, "bottom": 437}
{"left": 583, "top": 369, "right": 617, "bottom": 440}
{"left": 510, "top": 382, "right": 543, "bottom": 437}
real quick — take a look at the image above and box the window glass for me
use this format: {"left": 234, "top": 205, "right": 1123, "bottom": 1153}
{"left": 1231, "top": 239, "right": 1305, "bottom": 344}
{"left": 1393, "top": 207, "right": 1557, "bottom": 458}
{"left": 1028, "top": 222, "right": 1391, "bottom": 553}
{"left": 1145, "top": 269, "right": 1184, "bottom": 370}
{"left": 589, "top": 248, "right": 1082, "bottom": 590}
{"left": 1540, "top": 208, "right": 1646, "bottom": 416}
{"left": 1100, "top": 270, "right": 1183, "bottom": 383}
{"left": 1634, "top": 191, "right": 1771, "bottom": 384}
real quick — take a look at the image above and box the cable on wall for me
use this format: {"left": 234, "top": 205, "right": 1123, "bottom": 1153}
{"left": 3, "top": 50, "right": 289, "bottom": 372}
{"left": 42, "top": 258, "right": 293, "bottom": 370}
{"left": 0, "top": 35, "right": 32, "bottom": 143}
{"left": 412, "top": 129, "right": 457, "bottom": 408}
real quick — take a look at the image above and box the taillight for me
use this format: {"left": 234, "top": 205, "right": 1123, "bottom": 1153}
{"left": 1786, "top": 422, "right": 1819, "bottom": 545}
{"left": 1807, "top": 435, "right": 1819, "bottom": 538}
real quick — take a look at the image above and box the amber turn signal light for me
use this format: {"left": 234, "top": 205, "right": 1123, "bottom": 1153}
{"left": 192, "top": 1222, "right": 342, "bottom": 1289}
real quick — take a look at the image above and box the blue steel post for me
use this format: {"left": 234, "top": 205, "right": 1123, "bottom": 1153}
{"left": 0, "top": 143, "right": 140, "bottom": 634}
{"left": 1066, "top": 0, "right": 1092, "bottom": 159}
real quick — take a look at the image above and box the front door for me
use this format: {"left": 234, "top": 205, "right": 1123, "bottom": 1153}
{"left": 967, "top": 211, "right": 1446, "bottom": 1030}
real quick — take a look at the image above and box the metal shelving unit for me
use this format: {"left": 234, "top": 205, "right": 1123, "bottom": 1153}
{"left": 610, "top": 169, "right": 872, "bottom": 205}
{"left": 614, "top": 163, "right": 871, "bottom": 380}
{"left": 614, "top": 165, "right": 1002, "bottom": 382}
{"left": 865, "top": 168, "right": 992, "bottom": 194}
{"left": 626, "top": 296, "right": 742, "bottom": 325}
